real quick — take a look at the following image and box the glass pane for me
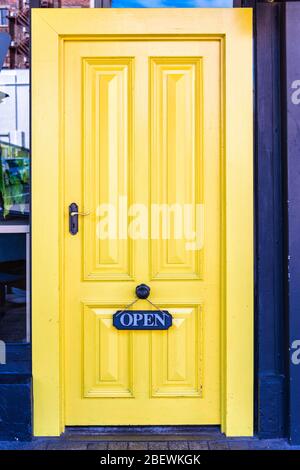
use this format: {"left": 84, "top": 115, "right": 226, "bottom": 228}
{"left": 0, "top": 233, "right": 28, "bottom": 343}
{"left": 0, "top": 142, "right": 29, "bottom": 221}
{"left": 112, "top": 0, "right": 233, "bottom": 7}
{"left": 0, "top": 9, "right": 8, "bottom": 27}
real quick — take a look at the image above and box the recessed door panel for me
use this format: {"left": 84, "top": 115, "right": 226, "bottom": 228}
{"left": 83, "top": 304, "right": 134, "bottom": 398}
{"left": 83, "top": 58, "right": 133, "bottom": 280}
{"left": 151, "top": 305, "right": 203, "bottom": 397}
{"left": 150, "top": 58, "right": 203, "bottom": 280}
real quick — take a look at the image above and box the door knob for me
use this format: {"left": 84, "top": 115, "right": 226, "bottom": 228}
{"left": 135, "top": 284, "right": 150, "bottom": 299}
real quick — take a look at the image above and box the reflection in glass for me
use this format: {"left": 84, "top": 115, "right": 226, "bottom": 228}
{"left": 112, "top": 0, "right": 233, "bottom": 7}
{"left": 0, "top": 142, "right": 29, "bottom": 221}
{"left": 0, "top": 233, "right": 27, "bottom": 343}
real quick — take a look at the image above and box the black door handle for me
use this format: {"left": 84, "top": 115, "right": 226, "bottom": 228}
{"left": 69, "top": 202, "right": 79, "bottom": 235}
{"left": 69, "top": 203, "right": 91, "bottom": 235}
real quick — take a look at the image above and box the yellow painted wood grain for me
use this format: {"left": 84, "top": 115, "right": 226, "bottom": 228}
{"left": 32, "top": 8, "right": 253, "bottom": 436}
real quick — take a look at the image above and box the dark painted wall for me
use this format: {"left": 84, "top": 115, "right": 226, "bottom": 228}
{"left": 283, "top": 2, "right": 300, "bottom": 445}
{"left": 254, "top": 2, "right": 286, "bottom": 438}
{"left": 242, "top": 0, "right": 287, "bottom": 438}
{"left": 245, "top": 0, "right": 300, "bottom": 443}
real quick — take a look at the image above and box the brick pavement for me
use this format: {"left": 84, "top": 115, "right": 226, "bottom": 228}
{"left": 0, "top": 436, "right": 297, "bottom": 450}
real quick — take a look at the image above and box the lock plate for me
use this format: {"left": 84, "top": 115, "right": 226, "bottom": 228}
{"left": 69, "top": 202, "right": 78, "bottom": 235}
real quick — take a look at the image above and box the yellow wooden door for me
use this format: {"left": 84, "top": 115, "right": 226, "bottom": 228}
{"left": 32, "top": 8, "right": 253, "bottom": 435}
{"left": 62, "top": 12, "right": 222, "bottom": 425}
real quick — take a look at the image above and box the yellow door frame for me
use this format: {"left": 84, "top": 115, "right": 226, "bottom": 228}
{"left": 32, "top": 8, "right": 253, "bottom": 437}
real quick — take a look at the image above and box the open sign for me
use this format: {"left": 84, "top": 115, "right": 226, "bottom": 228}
{"left": 113, "top": 310, "right": 172, "bottom": 330}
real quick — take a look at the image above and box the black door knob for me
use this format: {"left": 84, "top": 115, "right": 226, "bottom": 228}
{"left": 135, "top": 284, "right": 150, "bottom": 299}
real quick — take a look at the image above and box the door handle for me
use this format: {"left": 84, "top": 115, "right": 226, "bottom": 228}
{"left": 70, "top": 210, "right": 91, "bottom": 217}
{"left": 69, "top": 203, "right": 90, "bottom": 235}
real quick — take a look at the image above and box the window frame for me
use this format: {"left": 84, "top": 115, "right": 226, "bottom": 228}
{"left": 0, "top": 8, "right": 9, "bottom": 27}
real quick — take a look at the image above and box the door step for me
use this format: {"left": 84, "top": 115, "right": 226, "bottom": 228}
{"left": 63, "top": 426, "right": 223, "bottom": 442}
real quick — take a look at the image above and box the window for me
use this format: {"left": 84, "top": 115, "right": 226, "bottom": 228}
{"left": 0, "top": 73, "right": 30, "bottom": 344}
{"left": 0, "top": 8, "right": 8, "bottom": 27}
{"left": 112, "top": 0, "right": 233, "bottom": 7}
{"left": 0, "top": 142, "right": 29, "bottom": 344}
